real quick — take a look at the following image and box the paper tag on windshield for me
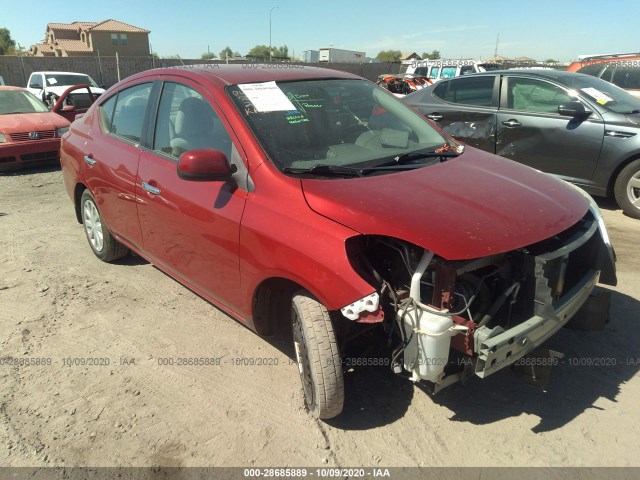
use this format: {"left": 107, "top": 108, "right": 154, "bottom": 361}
{"left": 47, "top": 78, "right": 57, "bottom": 85}
{"left": 581, "top": 87, "right": 613, "bottom": 105}
{"left": 238, "top": 81, "right": 296, "bottom": 112}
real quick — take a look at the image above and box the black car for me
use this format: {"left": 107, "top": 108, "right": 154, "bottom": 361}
{"left": 404, "top": 70, "right": 640, "bottom": 218}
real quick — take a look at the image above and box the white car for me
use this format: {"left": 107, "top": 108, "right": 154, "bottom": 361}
{"left": 26, "top": 71, "right": 105, "bottom": 108}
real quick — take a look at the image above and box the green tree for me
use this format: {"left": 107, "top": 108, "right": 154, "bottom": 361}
{"left": 247, "top": 44, "right": 288, "bottom": 60}
{"left": 201, "top": 51, "right": 217, "bottom": 60}
{"left": 0, "top": 28, "right": 17, "bottom": 55}
{"left": 219, "top": 46, "right": 233, "bottom": 60}
{"left": 421, "top": 50, "right": 441, "bottom": 60}
{"left": 544, "top": 58, "right": 558, "bottom": 65}
{"left": 247, "top": 45, "right": 270, "bottom": 58}
{"left": 376, "top": 50, "right": 401, "bottom": 62}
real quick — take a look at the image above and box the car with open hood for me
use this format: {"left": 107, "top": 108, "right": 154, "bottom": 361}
{"left": 60, "top": 65, "right": 616, "bottom": 419}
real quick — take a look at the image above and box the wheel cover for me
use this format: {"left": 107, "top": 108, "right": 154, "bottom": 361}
{"left": 83, "top": 199, "right": 104, "bottom": 252}
{"left": 293, "top": 315, "right": 315, "bottom": 409}
{"left": 627, "top": 171, "right": 640, "bottom": 209}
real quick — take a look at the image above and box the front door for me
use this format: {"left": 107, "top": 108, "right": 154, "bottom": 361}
{"left": 496, "top": 76, "right": 605, "bottom": 184}
{"left": 136, "top": 79, "right": 247, "bottom": 310}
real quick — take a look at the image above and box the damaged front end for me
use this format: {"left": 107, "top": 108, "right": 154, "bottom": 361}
{"left": 344, "top": 204, "right": 616, "bottom": 391}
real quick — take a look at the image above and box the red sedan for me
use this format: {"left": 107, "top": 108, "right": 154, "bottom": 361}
{"left": 0, "top": 86, "right": 70, "bottom": 172}
{"left": 60, "top": 65, "right": 616, "bottom": 419}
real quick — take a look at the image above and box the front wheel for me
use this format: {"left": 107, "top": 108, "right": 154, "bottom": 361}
{"left": 80, "top": 190, "right": 129, "bottom": 262}
{"left": 292, "top": 291, "right": 344, "bottom": 419}
{"left": 614, "top": 159, "right": 640, "bottom": 219}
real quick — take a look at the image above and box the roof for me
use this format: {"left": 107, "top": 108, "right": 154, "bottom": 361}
{"left": 32, "top": 43, "right": 56, "bottom": 53}
{"left": 0, "top": 86, "right": 27, "bottom": 92}
{"left": 45, "top": 19, "right": 149, "bottom": 33}
{"left": 87, "top": 19, "right": 150, "bottom": 33}
{"left": 126, "top": 64, "right": 360, "bottom": 87}
{"left": 47, "top": 22, "right": 97, "bottom": 31}
{"left": 53, "top": 39, "right": 92, "bottom": 53}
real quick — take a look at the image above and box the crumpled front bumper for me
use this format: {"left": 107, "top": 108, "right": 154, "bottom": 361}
{"left": 474, "top": 202, "right": 616, "bottom": 378}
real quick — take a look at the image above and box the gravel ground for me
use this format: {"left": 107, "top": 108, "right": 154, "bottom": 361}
{"left": 1, "top": 167, "right": 639, "bottom": 468}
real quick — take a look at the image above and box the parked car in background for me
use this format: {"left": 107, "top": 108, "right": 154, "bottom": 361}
{"left": 26, "top": 71, "right": 105, "bottom": 109}
{"left": 404, "top": 70, "right": 640, "bottom": 219}
{"left": 567, "top": 53, "right": 640, "bottom": 98}
{"left": 0, "top": 86, "right": 70, "bottom": 172}
{"left": 60, "top": 65, "right": 615, "bottom": 419}
{"left": 401, "top": 59, "right": 499, "bottom": 82}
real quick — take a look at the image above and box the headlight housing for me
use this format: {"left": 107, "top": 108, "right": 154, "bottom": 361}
{"left": 56, "top": 127, "right": 69, "bottom": 137}
{"left": 0, "top": 133, "right": 7, "bottom": 143}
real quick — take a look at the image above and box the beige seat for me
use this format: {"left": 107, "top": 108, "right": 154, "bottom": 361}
{"left": 170, "top": 97, "right": 216, "bottom": 156}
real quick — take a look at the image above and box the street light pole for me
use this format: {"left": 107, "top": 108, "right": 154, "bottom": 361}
{"left": 269, "top": 5, "right": 279, "bottom": 62}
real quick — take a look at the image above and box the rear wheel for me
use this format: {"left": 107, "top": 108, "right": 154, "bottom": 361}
{"left": 614, "top": 159, "right": 640, "bottom": 219}
{"left": 80, "top": 190, "right": 129, "bottom": 262}
{"left": 291, "top": 291, "right": 344, "bottom": 419}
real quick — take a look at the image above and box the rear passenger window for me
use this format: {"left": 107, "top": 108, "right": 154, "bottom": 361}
{"left": 429, "top": 67, "right": 440, "bottom": 79}
{"left": 104, "top": 83, "right": 152, "bottom": 143}
{"left": 433, "top": 76, "right": 495, "bottom": 107}
{"left": 611, "top": 67, "right": 640, "bottom": 90}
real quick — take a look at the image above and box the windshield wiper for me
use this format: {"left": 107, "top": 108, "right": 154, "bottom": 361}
{"left": 282, "top": 164, "right": 364, "bottom": 177}
{"left": 623, "top": 109, "right": 640, "bottom": 114}
{"left": 372, "top": 148, "right": 461, "bottom": 169}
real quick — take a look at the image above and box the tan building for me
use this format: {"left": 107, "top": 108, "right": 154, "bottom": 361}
{"left": 30, "top": 19, "right": 150, "bottom": 57}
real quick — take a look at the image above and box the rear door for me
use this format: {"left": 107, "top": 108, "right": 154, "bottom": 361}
{"left": 410, "top": 75, "right": 498, "bottom": 152}
{"left": 496, "top": 75, "right": 605, "bottom": 182}
{"left": 136, "top": 78, "right": 248, "bottom": 310}
{"left": 83, "top": 82, "right": 153, "bottom": 249}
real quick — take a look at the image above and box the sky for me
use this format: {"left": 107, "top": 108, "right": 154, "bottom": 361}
{"left": 2, "top": 0, "right": 639, "bottom": 62}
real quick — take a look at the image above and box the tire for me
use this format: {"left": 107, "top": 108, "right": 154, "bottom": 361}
{"left": 291, "top": 290, "right": 344, "bottom": 419}
{"left": 80, "top": 190, "right": 129, "bottom": 262}
{"left": 614, "top": 159, "right": 640, "bottom": 219}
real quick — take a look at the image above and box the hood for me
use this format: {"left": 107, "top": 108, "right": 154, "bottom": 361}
{"left": 46, "top": 85, "right": 105, "bottom": 96}
{"left": 301, "top": 148, "right": 589, "bottom": 260}
{"left": 0, "top": 112, "right": 70, "bottom": 133}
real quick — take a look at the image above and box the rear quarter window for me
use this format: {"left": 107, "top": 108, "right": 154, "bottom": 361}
{"left": 433, "top": 76, "right": 495, "bottom": 107}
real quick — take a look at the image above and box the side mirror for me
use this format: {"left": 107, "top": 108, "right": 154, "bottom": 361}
{"left": 558, "top": 101, "right": 591, "bottom": 118}
{"left": 177, "top": 149, "right": 237, "bottom": 181}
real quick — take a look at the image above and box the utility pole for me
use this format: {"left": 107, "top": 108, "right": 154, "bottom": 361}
{"left": 269, "top": 6, "right": 279, "bottom": 61}
{"left": 494, "top": 34, "right": 499, "bottom": 57}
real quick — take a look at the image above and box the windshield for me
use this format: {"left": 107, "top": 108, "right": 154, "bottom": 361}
{"left": 0, "top": 90, "right": 49, "bottom": 114}
{"left": 45, "top": 73, "right": 98, "bottom": 88}
{"left": 228, "top": 79, "right": 449, "bottom": 172}
{"left": 559, "top": 74, "right": 640, "bottom": 114}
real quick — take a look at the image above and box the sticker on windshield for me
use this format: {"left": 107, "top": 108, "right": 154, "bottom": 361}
{"left": 47, "top": 78, "right": 57, "bottom": 85}
{"left": 237, "top": 81, "right": 296, "bottom": 112}
{"left": 581, "top": 87, "right": 613, "bottom": 105}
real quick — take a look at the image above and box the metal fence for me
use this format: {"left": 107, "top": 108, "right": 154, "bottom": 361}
{"left": 0, "top": 55, "right": 401, "bottom": 88}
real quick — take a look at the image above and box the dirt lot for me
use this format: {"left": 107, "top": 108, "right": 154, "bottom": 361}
{"left": 1, "top": 167, "right": 639, "bottom": 468}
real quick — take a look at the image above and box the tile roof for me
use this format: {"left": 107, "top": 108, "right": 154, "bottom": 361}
{"left": 32, "top": 43, "right": 56, "bottom": 53}
{"left": 47, "top": 21, "right": 97, "bottom": 31}
{"left": 54, "top": 39, "right": 92, "bottom": 53}
{"left": 88, "top": 19, "right": 150, "bottom": 33}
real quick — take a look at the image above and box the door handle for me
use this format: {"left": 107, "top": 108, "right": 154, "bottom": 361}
{"left": 83, "top": 155, "right": 96, "bottom": 166}
{"left": 501, "top": 119, "right": 522, "bottom": 127}
{"left": 426, "top": 113, "right": 443, "bottom": 121}
{"left": 141, "top": 181, "right": 161, "bottom": 195}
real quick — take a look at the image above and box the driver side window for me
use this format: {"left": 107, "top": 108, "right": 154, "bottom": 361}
{"left": 153, "top": 82, "right": 232, "bottom": 159}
